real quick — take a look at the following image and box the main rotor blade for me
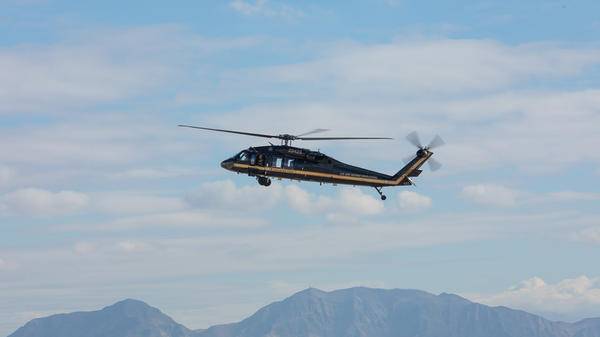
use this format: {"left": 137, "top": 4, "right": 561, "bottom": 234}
{"left": 406, "top": 131, "right": 423, "bottom": 149}
{"left": 179, "top": 125, "right": 392, "bottom": 142}
{"left": 427, "top": 135, "right": 446, "bottom": 149}
{"left": 427, "top": 157, "right": 442, "bottom": 171}
{"left": 178, "top": 125, "right": 278, "bottom": 139}
{"left": 295, "top": 128, "right": 330, "bottom": 137}
{"left": 298, "top": 137, "right": 393, "bottom": 140}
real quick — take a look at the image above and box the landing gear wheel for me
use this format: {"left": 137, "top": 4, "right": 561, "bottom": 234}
{"left": 374, "top": 187, "right": 386, "bottom": 201}
{"left": 257, "top": 176, "right": 271, "bottom": 187}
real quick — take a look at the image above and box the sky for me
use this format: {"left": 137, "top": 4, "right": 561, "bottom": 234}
{"left": 1, "top": 0, "right": 600, "bottom": 334}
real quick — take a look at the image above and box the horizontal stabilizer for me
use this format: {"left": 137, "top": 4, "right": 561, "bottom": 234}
{"left": 408, "top": 169, "right": 422, "bottom": 177}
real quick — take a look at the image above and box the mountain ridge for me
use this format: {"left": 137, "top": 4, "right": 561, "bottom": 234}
{"left": 8, "top": 298, "right": 194, "bottom": 337}
{"left": 8, "top": 287, "right": 600, "bottom": 337}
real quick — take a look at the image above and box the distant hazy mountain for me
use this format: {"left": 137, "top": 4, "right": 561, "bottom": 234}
{"left": 8, "top": 299, "right": 194, "bottom": 337}
{"left": 197, "top": 287, "right": 599, "bottom": 337}
{"left": 8, "top": 287, "right": 600, "bottom": 337}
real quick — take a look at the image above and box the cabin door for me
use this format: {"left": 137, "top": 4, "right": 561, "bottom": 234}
{"left": 257, "top": 153, "right": 266, "bottom": 166}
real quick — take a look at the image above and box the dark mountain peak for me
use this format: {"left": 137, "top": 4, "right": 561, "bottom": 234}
{"left": 293, "top": 286, "right": 433, "bottom": 299}
{"left": 9, "top": 299, "right": 193, "bottom": 337}
{"left": 437, "top": 291, "right": 472, "bottom": 303}
{"left": 111, "top": 298, "right": 150, "bottom": 307}
{"left": 292, "top": 287, "right": 327, "bottom": 298}
{"left": 102, "top": 298, "right": 160, "bottom": 316}
{"left": 337, "top": 286, "right": 435, "bottom": 297}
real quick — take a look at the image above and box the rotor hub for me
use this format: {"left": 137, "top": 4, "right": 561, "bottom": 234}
{"left": 279, "top": 134, "right": 297, "bottom": 146}
{"left": 279, "top": 134, "right": 296, "bottom": 140}
{"left": 417, "top": 149, "right": 428, "bottom": 157}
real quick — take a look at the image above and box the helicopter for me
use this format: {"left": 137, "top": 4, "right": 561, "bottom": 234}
{"left": 179, "top": 125, "right": 444, "bottom": 200}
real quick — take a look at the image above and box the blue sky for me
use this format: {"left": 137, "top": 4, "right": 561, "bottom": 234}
{"left": 1, "top": 0, "right": 600, "bottom": 334}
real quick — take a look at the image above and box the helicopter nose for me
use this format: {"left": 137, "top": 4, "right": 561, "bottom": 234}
{"left": 221, "top": 159, "right": 234, "bottom": 170}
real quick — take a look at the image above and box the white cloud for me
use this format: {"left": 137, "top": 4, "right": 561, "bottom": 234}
{"left": 230, "top": 0, "right": 268, "bottom": 15}
{"left": 0, "top": 166, "right": 15, "bottom": 188}
{"left": 0, "top": 256, "right": 16, "bottom": 271}
{"left": 571, "top": 227, "right": 600, "bottom": 245}
{"left": 0, "top": 25, "right": 262, "bottom": 114}
{"left": 67, "top": 210, "right": 268, "bottom": 231}
{"left": 284, "top": 185, "right": 383, "bottom": 217}
{"left": 7, "top": 215, "right": 493, "bottom": 288}
{"left": 186, "top": 181, "right": 383, "bottom": 218}
{"left": 544, "top": 191, "right": 600, "bottom": 202}
{"left": 0, "top": 117, "right": 202, "bottom": 193}
{"left": 75, "top": 240, "right": 153, "bottom": 255}
{"left": 116, "top": 240, "right": 151, "bottom": 253}
{"left": 397, "top": 191, "right": 432, "bottom": 211}
{"left": 229, "top": 0, "right": 303, "bottom": 19}
{"left": 460, "top": 185, "right": 600, "bottom": 209}
{"left": 74, "top": 239, "right": 156, "bottom": 257}
{"left": 0, "top": 32, "right": 165, "bottom": 113}
{"left": 109, "top": 167, "right": 195, "bottom": 180}
{"left": 0, "top": 188, "right": 89, "bottom": 216}
{"left": 93, "top": 193, "right": 186, "bottom": 216}
{"left": 186, "top": 180, "right": 283, "bottom": 211}
{"left": 337, "top": 188, "right": 384, "bottom": 215}
{"left": 473, "top": 276, "right": 600, "bottom": 321}
{"left": 461, "top": 184, "right": 518, "bottom": 207}
{"left": 0, "top": 25, "right": 260, "bottom": 113}
{"left": 73, "top": 242, "right": 96, "bottom": 255}
{"left": 253, "top": 40, "right": 600, "bottom": 96}
{"left": 284, "top": 184, "right": 315, "bottom": 213}
{"left": 114, "top": 211, "right": 267, "bottom": 229}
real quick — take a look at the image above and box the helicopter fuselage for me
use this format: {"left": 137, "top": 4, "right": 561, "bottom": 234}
{"left": 220, "top": 145, "right": 431, "bottom": 188}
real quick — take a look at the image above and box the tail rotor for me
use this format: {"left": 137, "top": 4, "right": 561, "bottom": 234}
{"left": 405, "top": 131, "right": 445, "bottom": 171}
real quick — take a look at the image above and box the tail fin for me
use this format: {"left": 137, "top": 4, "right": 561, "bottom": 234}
{"left": 391, "top": 151, "right": 432, "bottom": 185}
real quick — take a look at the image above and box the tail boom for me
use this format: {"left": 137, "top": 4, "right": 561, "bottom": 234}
{"left": 388, "top": 150, "right": 433, "bottom": 186}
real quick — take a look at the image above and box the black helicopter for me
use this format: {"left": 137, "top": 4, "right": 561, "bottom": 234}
{"left": 179, "top": 125, "right": 444, "bottom": 200}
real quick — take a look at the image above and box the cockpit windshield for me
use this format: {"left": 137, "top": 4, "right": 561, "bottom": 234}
{"left": 236, "top": 151, "right": 250, "bottom": 162}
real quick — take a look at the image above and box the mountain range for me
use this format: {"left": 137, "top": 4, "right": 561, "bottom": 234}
{"left": 8, "top": 287, "right": 600, "bottom": 337}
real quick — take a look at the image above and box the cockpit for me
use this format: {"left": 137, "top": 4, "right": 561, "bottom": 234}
{"left": 221, "top": 150, "right": 253, "bottom": 171}
{"left": 235, "top": 150, "right": 250, "bottom": 162}
{"left": 234, "top": 150, "right": 257, "bottom": 164}
{"left": 222, "top": 148, "right": 299, "bottom": 172}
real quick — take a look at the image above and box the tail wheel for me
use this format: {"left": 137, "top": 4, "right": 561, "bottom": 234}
{"left": 374, "top": 187, "right": 386, "bottom": 201}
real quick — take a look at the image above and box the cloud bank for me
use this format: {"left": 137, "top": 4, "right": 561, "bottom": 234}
{"left": 474, "top": 276, "right": 600, "bottom": 321}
